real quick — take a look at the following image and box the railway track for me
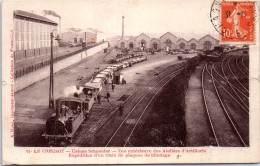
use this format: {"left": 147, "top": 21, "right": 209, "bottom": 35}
{"left": 241, "top": 55, "right": 249, "bottom": 71}
{"left": 105, "top": 69, "right": 184, "bottom": 147}
{"left": 70, "top": 62, "right": 187, "bottom": 146}
{"left": 212, "top": 64, "right": 249, "bottom": 112}
{"left": 227, "top": 56, "right": 249, "bottom": 93}
{"left": 201, "top": 64, "right": 248, "bottom": 147}
{"left": 86, "top": 67, "right": 186, "bottom": 147}
{"left": 221, "top": 56, "right": 249, "bottom": 106}
{"left": 236, "top": 55, "right": 249, "bottom": 79}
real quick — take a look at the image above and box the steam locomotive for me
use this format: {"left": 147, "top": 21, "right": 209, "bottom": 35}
{"left": 42, "top": 84, "right": 99, "bottom": 146}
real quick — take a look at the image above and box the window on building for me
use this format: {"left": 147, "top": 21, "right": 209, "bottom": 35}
{"left": 27, "top": 32, "right": 29, "bottom": 41}
{"left": 26, "top": 21, "right": 29, "bottom": 32}
{"left": 21, "top": 20, "right": 24, "bottom": 32}
{"left": 15, "top": 32, "right": 19, "bottom": 41}
{"left": 190, "top": 43, "right": 196, "bottom": 50}
{"left": 21, "top": 41, "right": 24, "bottom": 50}
{"left": 30, "top": 21, "right": 33, "bottom": 32}
{"left": 16, "top": 42, "right": 19, "bottom": 51}
{"left": 27, "top": 32, "right": 30, "bottom": 49}
{"left": 180, "top": 42, "right": 185, "bottom": 49}
{"left": 27, "top": 41, "right": 30, "bottom": 49}
{"left": 31, "top": 32, "right": 34, "bottom": 41}
{"left": 21, "top": 32, "right": 24, "bottom": 41}
{"left": 31, "top": 41, "right": 34, "bottom": 49}
{"left": 15, "top": 19, "right": 19, "bottom": 31}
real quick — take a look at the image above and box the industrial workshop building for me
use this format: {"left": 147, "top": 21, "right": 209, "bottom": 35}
{"left": 117, "top": 32, "right": 219, "bottom": 51}
{"left": 60, "top": 28, "right": 96, "bottom": 43}
{"left": 60, "top": 28, "right": 107, "bottom": 44}
{"left": 13, "top": 10, "right": 59, "bottom": 61}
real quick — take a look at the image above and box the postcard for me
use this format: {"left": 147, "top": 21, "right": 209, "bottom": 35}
{"left": 2, "top": 0, "right": 260, "bottom": 164}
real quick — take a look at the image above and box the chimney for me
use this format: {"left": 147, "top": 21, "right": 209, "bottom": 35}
{"left": 122, "top": 16, "right": 124, "bottom": 39}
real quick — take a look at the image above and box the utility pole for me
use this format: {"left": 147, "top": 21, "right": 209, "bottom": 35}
{"left": 49, "top": 29, "right": 60, "bottom": 109}
{"left": 49, "top": 32, "right": 54, "bottom": 109}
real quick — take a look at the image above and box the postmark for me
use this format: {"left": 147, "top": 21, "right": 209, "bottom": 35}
{"left": 210, "top": 0, "right": 256, "bottom": 44}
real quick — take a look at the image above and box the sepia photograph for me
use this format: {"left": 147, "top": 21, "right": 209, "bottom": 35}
{"left": 2, "top": 0, "right": 259, "bottom": 164}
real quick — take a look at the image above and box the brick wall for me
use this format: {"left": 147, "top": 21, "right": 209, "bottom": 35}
{"left": 14, "top": 42, "right": 108, "bottom": 92}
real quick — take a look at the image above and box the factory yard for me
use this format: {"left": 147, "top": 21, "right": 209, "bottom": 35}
{"left": 14, "top": 48, "right": 195, "bottom": 146}
{"left": 14, "top": 45, "right": 249, "bottom": 147}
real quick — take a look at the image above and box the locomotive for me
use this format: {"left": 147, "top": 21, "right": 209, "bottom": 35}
{"left": 43, "top": 84, "right": 99, "bottom": 146}
{"left": 43, "top": 97, "right": 89, "bottom": 146}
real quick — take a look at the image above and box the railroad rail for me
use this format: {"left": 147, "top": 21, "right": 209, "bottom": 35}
{"left": 236, "top": 56, "right": 249, "bottom": 79}
{"left": 241, "top": 55, "right": 249, "bottom": 71}
{"left": 201, "top": 64, "right": 248, "bottom": 147}
{"left": 105, "top": 67, "right": 185, "bottom": 147}
{"left": 70, "top": 62, "right": 187, "bottom": 146}
{"left": 212, "top": 64, "right": 249, "bottom": 113}
{"left": 221, "top": 56, "right": 249, "bottom": 107}
{"left": 227, "top": 56, "right": 249, "bottom": 93}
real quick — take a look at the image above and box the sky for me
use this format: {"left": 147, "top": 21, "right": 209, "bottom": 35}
{"left": 15, "top": 0, "right": 219, "bottom": 39}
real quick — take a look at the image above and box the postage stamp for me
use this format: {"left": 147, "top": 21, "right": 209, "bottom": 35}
{"left": 221, "top": 1, "right": 255, "bottom": 44}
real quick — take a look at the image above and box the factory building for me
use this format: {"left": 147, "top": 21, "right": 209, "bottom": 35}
{"left": 13, "top": 10, "right": 58, "bottom": 61}
{"left": 60, "top": 28, "right": 106, "bottom": 44}
{"left": 60, "top": 28, "right": 96, "bottom": 43}
{"left": 117, "top": 32, "right": 219, "bottom": 51}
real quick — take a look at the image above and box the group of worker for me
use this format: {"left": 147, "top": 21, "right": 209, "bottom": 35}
{"left": 96, "top": 81, "right": 124, "bottom": 116}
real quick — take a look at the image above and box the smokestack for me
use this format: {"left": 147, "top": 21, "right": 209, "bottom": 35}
{"left": 122, "top": 16, "right": 124, "bottom": 39}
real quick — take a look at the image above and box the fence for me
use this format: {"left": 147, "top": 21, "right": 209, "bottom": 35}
{"left": 14, "top": 42, "right": 105, "bottom": 79}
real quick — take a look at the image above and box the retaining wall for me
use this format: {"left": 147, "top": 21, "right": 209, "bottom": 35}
{"left": 14, "top": 42, "right": 108, "bottom": 92}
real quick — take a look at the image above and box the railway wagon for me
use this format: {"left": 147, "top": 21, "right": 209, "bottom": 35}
{"left": 43, "top": 97, "right": 90, "bottom": 146}
{"left": 200, "top": 46, "right": 224, "bottom": 61}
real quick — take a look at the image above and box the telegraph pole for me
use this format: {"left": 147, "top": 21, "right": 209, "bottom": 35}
{"left": 49, "top": 32, "right": 54, "bottom": 109}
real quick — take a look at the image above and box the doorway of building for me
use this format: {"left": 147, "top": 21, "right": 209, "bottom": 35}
{"left": 204, "top": 41, "right": 212, "bottom": 50}
{"left": 120, "top": 42, "right": 125, "bottom": 49}
{"left": 190, "top": 43, "right": 196, "bottom": 50}
{"left": 153, "top": 42, "right": 158, "bottom": 50}
{"left": 141, "top": 39, "right": 146, "bottom": 51}
{"left": 180, "top": 42, "right": 185, "bottom": 49}
{"left": 129, "top": 42, "right": 134, "bottom": 49}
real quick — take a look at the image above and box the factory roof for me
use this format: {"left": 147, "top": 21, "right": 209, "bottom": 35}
{"left": 13, "top": 10, "right": 57, "bottom": 25}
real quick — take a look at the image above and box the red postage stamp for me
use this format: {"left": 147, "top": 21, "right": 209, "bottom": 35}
{"left": 221, "top": 1, "right": 255, "bottom": 44}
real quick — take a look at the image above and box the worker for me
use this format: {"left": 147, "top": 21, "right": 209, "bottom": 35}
{"left": 122, "top": 78, "right": 126, "bottom": 84}
{"left": 112, "top": 84, "right": 115, "bottom": 92}
{"left": 119, "top": 104, "right": 124, "bottom": 116}
{"left": 106, "top": 92, "right": 110, "bottom": 102}
{"left": 97, "top": 94, "right": 101, "bottom": 104}
{"left": 77, "top": 105, "right": 81, "bottom": 113}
